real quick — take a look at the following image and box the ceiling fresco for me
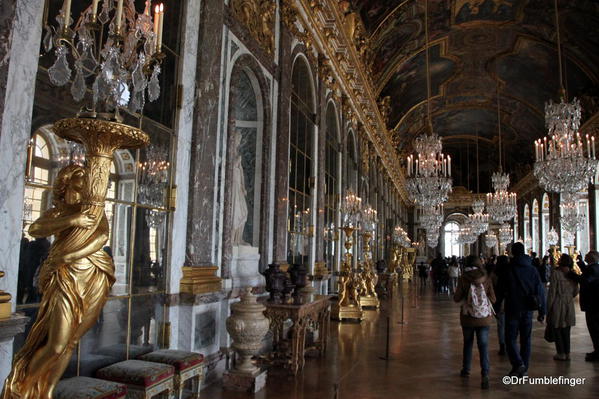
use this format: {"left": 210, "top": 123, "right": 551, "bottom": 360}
{"left": 350, "top": 0, "right": 599, "bottom": 192}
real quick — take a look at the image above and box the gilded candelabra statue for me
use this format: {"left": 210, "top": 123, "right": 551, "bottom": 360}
{"left": 402, "top": 248, "right": 417, "bottom": 281}
{"left": 331, "top": 226, "right": 363, "bottom": 321}
{"left": 2, "top": 119, "right": 149, "bottom": 399}
{"left": 358, "top": 231, "right": 379, "bottom": 309}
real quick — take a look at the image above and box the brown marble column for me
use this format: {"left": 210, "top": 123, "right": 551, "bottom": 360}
{"left": 0, "top": 0, "right": 17, "bottom": 141}
{"left": 181, "top": 0, "right": 225, "bottom": 293}
{"left": 589, "top": 184, "right": 597, "bottom": 251}
{"left": 272, "top": 27, "right": 293, "bottom": 264}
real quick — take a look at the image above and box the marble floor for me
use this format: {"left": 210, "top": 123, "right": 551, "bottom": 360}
{"left": 204, "top": 282, "right": 599, "bottom": 398}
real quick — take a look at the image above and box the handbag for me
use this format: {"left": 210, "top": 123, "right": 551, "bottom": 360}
{"left": 511, "top": 267, "right": 540, "bottom": 311}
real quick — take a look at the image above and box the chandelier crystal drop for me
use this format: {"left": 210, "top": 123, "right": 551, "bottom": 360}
{"left": 406, "top": 133, "right": 453, "bottom": 207}
{"left": 486, "top": 172, "right": 517, "bottom": 223}
{"left": 534, "top": 98, "right": 598, "bottom": 194}
{"left": 498, "top": 223, "right": 513, "bottom": 245}
{"left": 45, "top": 0, "right": 166, "bottom": 116}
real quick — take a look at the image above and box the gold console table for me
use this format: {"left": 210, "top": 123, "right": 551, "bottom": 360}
{"left": 263, "top": 295, "right": 331, "bottom": 375}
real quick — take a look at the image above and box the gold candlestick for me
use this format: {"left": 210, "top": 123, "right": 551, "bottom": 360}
{"left": 332, "top": 226, "right": 363, "bottom": 321}
{"left": 358, "top": 232, "right": 379, "bottom": 309}
{"left": 2, "top": 118, "right": 149, "bottom": 399}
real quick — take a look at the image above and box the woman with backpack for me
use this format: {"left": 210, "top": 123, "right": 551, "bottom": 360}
{"left": 453, "top": 255, "right": 496, "bottom": 390}
{"left": 546, "top": 254, "right": 579, "bottom": 360}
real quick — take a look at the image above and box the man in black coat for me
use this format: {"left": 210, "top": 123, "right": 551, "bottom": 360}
{"left": 581, "top": 251, "right": 599, "bottom": 361}
{"left": 496, "top": 242, "right": 546, "bottom": 376}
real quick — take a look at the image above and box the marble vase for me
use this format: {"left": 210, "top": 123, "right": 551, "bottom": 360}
{"left": 226, "top": 288, "right": 270, "bottom": 375}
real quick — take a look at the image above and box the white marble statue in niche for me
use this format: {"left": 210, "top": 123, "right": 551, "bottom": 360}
{"left": 231, "top": 129, "right": 249, "bottom": 245}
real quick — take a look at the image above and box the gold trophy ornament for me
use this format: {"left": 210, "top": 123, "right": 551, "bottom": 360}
{"left": 2, "top": 118, "right": 149, "bottom": 399}
{"left": 331, "top": 226, "right": 364, "bottom": 321}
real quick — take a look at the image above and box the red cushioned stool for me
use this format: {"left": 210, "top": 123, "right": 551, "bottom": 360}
{"left": 54, "top": 376, "right": 127, "bottom": 399}
{"left": 138, "top": 350, "right": 204, "bottom": 399}
{"left": 96, "top": 359, "right": 174, "bottom": 399}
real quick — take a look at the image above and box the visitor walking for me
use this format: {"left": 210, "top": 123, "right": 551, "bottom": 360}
{"left": 580, "top": 251, "right": 599, "bottom": 361}
{"left": 491, "top": 255, "right": 509, "bottom": 356}
{"left": 545, "top": 254, "right": 579, "bottom": 361}
{"left": 496, "top": 242, "right": 546, "bottom": 377}
{"left": 453, "top": 255, "right": 496, "bottom": 390}
{"left": 448, "top": 259, "right": 460, "bottom": 294}
{"left": 418, "top": 261, "right": 429, "bottom": 288}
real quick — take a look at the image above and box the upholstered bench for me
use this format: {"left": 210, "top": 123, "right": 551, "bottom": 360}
{"left": 54, "top": 376, "right": 127, "bottom": 399}
{"left": 96, "top": 360, "right": 174, "bottom": 399}
{"left": 138, "top": 350, "right": 204, "bottom": 399}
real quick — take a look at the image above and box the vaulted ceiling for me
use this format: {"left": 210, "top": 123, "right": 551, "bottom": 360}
{"left": 351, "top": 0, "right": 599, "bottom": 193}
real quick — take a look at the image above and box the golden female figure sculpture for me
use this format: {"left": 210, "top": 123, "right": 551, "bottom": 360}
{"left": 2, "top": 118, "right": 148, "bottom": 399}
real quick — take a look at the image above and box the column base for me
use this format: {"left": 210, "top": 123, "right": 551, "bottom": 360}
{"left": 313, "top": 262, "right": 330, "bottom": 279}
{"left": 223, "top": 369, "right": 267, "bottom": 393}
{"left": 180, "top": 266, "right": 222, "bottom": 294}
{"left": 331, "top": 302, "right": 363, "bottom": 321}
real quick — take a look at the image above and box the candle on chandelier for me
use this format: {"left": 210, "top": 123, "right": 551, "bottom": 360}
{"left": 448, "top": 155, "right": 451, "bottom": 176}
{"left": 145, "top": 0, "right": 151, "bottom": 15}
{"left": 92, "top": 0, "right": 100, "bottom": 21}
{"left": 157, "top": 4, "right": 165, "bottom": 52}
{"left": 593, "top": 136, "right": 596, "bottom": 159}
{"left": 154, "top": 5, "right": 160, "bottom": 36}
{"left": 115, "top": 0, "right": 124, "bottom": 33}
{"left": 62, "top": 0, "right": 72, "bottom": 28}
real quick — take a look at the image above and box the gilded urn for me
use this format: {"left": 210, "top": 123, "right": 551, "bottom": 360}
{"left": 226, "top": 287, "right": 270, "bottom": 375}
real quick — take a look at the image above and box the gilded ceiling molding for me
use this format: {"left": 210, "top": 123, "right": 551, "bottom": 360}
{"left": 230, "top": 0, "right": 276, "bottom": 54}
{"left": 283, "top": 0, "right": 409, "bottom": 203}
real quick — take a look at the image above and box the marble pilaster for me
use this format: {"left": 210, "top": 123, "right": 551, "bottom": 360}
{"left": 185, "top": 0, "right": 226, "bottom": 268}
{"left": 166, "top": 0, "right": 202, "bottom": 347}
{"left": 272, "top": 27, "right": 293, "bottom": 264}
{"left": 0, "top": 0, "right": 44, "bottom": 390}
{"left": 315, "top": 81, "right": 327, "bottom": 265}
{"left": 0, "top": 0, "right": 17, "bottom": 141}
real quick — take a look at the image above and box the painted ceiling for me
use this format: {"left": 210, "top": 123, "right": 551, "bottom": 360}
{"left": 351, "top": 0, "right": 599, "bottom": 192}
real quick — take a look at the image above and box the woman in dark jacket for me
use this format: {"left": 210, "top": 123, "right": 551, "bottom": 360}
{"left": 454, "top": 255, "right": 496, "bottom": 389}
{"left": 546, "top": 254, "right": 579, "bottom": 360}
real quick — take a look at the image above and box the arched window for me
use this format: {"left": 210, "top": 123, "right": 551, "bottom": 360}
{"left": 230, "top": 68, "right": 263, "bottom": 247}
{"left": 532, "top": 199, "right": 539, "bottom": 255}
{"left": 324, "top": 103, "right": 340, "bottom": 273}
{"left": 288, "top": 57, "right": 315, "bottom": 265}
{"left": 577, "top": 191, "right": 590, "bottom": 256}
{"left": 541, "top": 193, "right": 550, "bottom": 256}
{"left": 444, "top": 221, "right": 461, "bottom": 257}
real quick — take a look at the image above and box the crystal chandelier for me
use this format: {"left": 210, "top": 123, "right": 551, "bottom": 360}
{"left": 341, "top": 189, "right": 362, "bottom": 228}
{"left": 419, "top": 205, "right": 444, "bottom": 232}
{"left": 563, "top": 230, "right": 575, "bottom": 246}
{"left": 533, "top": 0, "right": 597, "bottom": 194}
{"left": 406, "top": 135, "right": 452, "bottom": 207}
{"left": 486, "top": 172, "right": 517, "bottom": 223}
{"left": 456, "top": 219, "right": 477, "bottom": 245}
{"left": 547, "top": 227, "right": 559, "bottom": 246}
{"left": 361, "top": 205, "right": 378, "bottom": 233}
{"left": 405, "top": 0, "right": 452, "bottom": 208}
{"left": 534, "top": 98, "right": 597, "bottom": 194}
{"left": 426, "top": 231, "right": 439, "bottom": 248}
{"left": 468, "top": 199, "right": 489, "bottom": 235}
{"left": 560, "top": 192, "right": 585, "bottom": 233}
{"left": 138, "top": 146, "right": 169, "bottom": 227}
{"left": 45, "top": 0, "right": 166, "bottom": 117}
{"left": 498, "top": 223, "right": 513, "bottom": 246}
{"left": 393, "top": 225, "right": 411, "bottom": 248}
{"left": 484, "top": 231, "right": 498, "bottom": 248}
